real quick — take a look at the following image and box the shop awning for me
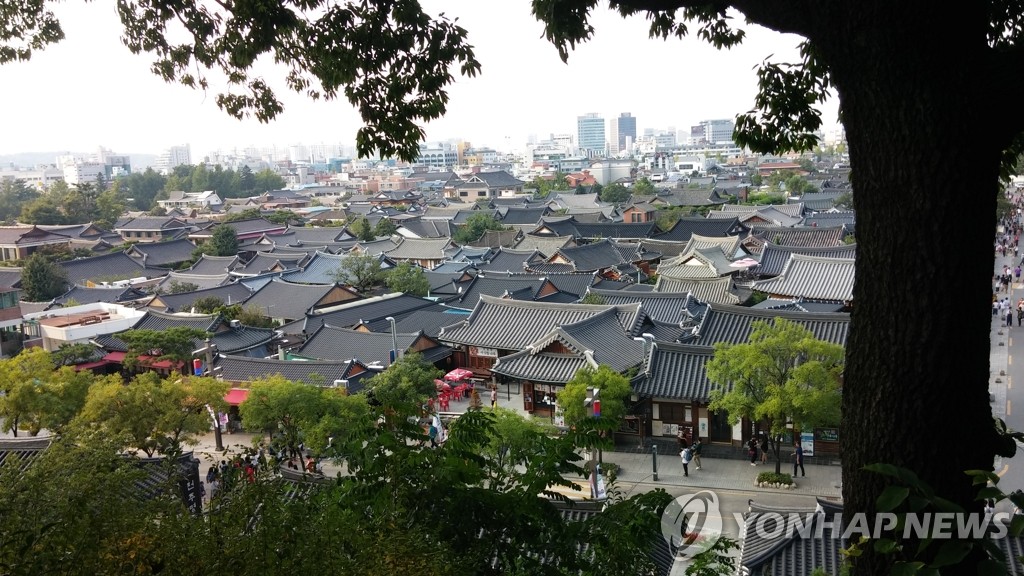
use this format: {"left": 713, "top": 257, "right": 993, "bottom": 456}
{"left": 224, "top": 388, "right": 250, "bottom": 406}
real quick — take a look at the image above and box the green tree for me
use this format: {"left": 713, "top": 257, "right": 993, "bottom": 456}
{"left": 119, "top": 327, "right": 210, "bottom": 374}
{"left": 483, "top": 408, "right": 558, "bottom": 479}
{"left": 19, "top": 196, "right": 66, "bottom": 224}
{"left": 579, "top": 292, "right": 606, "bottom": 305}
{"left": 364, "top": 352, "right": 440, "bottom": 415}
{"left": 51, "top": 342, "right": 100, "bottom": 366}
{"left": 599, "top": 182, "right": 631, "bottom": 204}
{"left": 452, "top": 212, "right": 507, "bottom": 244}
{"left": 8, "top": 2, "right": 1019, "bottom": 570}
{"left": 707, "top": 318, "right": 843, "bottom": 474}
{"left": 238, "top": 374, "right": 337, "bottom": 458}
{"left": 165, "top": 281, "right": 200, "bottom": 294}
{"left": 253, "top": 169, "right": 286, "bottom": 193}
{"left": 93, "top": 188, "right": 126, "bottom": 229}
{"left": 20, "top": 252, "right": 68, "bottom": 301}
{"left": 208, "top": 224, "right": 240, "bottom": 256}
{"left": 558, "top": 364, "right": 633, "bottom": 427}
{"left": 332, "top": 252, "right": 383, "bottom": 293}
{"left": 192, "top": 296, "right": 225, "bottom": 313}
{"left": 384, "top": 261, "right": 429, "bottom": 296}
{"left": 374, "top": 217, "right": 397, "bottom": 236}
{"left": 0, "top": 347, "right": 62, "bottom": 436}
{"left": 238, "top": 165, "right": 256, "bottom": 192}
{"left": 0, "top": 177, "right": 37, "bottom": 222}
{"left": 631, "top": 177, "right": 656, "bottom": 195}
{"left": 122, "top": 168, "right": 167, "bottom": 211}
{"left": 351, "top": 216, "right": 375, "bottom": 242}
{"left": 73, "top": 372, "right": 228, "bottom": 456}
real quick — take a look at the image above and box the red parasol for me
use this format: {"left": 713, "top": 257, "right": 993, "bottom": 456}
{"left": 444, "top": 368, "right": 474, "bottom": 382}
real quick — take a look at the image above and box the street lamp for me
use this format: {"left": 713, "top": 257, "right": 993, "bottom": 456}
{"left": 386, "top": 316, "right": 398, "bottom": 365}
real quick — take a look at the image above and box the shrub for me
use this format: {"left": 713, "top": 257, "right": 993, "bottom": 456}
{"left": 756, "top": 471, "right": 793, "bottom": 485}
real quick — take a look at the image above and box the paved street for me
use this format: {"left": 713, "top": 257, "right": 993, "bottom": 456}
{"left": 992, "top": 237, "right": 1024, "bottom": 496}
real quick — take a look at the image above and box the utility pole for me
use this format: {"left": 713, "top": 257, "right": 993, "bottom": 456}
{"left": 197, "top": 338, "right": 223, "bottom": 451}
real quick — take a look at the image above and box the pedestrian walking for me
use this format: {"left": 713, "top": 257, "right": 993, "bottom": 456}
{"left": 747, "top": 437, "right": 758, "bottom": 466}
{"left": 793, "top": 441, "right": 806, "bottom": 477}
{"left": 691, "top": 438, "right": 703, "bottom": 470}
{"left": 677, "top": 427, "right": 688, "bottom": 450}
{"left": 759, "top": 434, "right": 769, "bottom": 464}
{"left": 1008, "top": 309, "right": 1015, "bottom": 328}
{"left": 490, "top": 386, "right": 497, "bottom": 409}
{"left": 680, "top": 445, "right": 693, "bottom": 477}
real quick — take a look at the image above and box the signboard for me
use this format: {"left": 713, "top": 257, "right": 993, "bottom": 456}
{"left": 698, "top": 417, "right": 708, "bottom": 440}
{"left": 800, "top": 431, "right": 815, "bottom": 457}
{"left": 815, "top": 427, "right": 839, "bottom": 442}
{"left": 470, "top": 346, "right": 498, "bottom": 358}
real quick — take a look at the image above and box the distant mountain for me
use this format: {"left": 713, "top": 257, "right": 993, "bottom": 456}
{"left": 0, "top": 152, "right": 159, "bottom": 171}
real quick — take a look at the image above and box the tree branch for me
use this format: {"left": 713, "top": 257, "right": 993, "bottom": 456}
{"left": 611, "top": 0, "right": 816, "bottom": 38}
{"left": 988, "top": 46, "right": 1024, "bottom": 142}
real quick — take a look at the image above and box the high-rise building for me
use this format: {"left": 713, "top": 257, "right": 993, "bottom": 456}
{"left": 576, "top": 113, "right": 606, "bottom": 157}
{"left": 156, "top": 144, "right": 192, "bottom": 174}
{"left": 691, "top": 119, "right": 735, "bottom": 145}
{"left": 608, "top": 113, "right": 637, "bottom": 155}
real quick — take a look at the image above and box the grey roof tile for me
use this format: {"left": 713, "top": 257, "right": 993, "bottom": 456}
{"left": 748, "top": 225, "right": 847, "bottom": 248}
{"left": 244, "top": 279, "right": 347, "bottom": 321}
{"left": 147, "top": 283, "right": 253, "bottom": 312}
{"left": 187, "top": 255, "right": 240, "bottom": 275}
{"left": 682, "top": 303, "right": 849, "bottom": 347}
{"left": 655, "top": 216, "right": 747, "bottom": 243}
{"left": 214, "top": 355, "right": 378, "bottom": 392}
{"left": 296, "top": 325, "right": 451, "bottom": 365}
{"left": 127, "top": 238, "right": 197, "bottom": 267}
{"left": 281, "top": 293, "right": 439, "bottom": 335}
{"left": 60, "top": 252, "right": 161, "bottom": 285}
{"left": 651, "top": 277, "right": 740, "bottom": 304}
{"left": 752, "top": 254, "right": 855, "bottom": 302}
{"left": 634, "top": 342, "right": 716, "bottom": 400}
{"left": 758, "top": 242, "right": 856, "bottom": 277}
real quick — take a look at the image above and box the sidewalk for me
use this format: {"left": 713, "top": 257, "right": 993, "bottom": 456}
{"left": 185, "top": 425, "right": 843, "bottom": 499}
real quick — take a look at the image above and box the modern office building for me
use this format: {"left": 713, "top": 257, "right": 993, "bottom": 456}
{"left": 576, "top": 113, "right": 606, "bottom": 157}
{"left": 608, "top": 113, "right": 637, "bottom": 155}
{"left": 690, "top": 119, "right": 735, "bottom": 145}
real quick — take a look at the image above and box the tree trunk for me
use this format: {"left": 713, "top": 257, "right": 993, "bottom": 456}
{"left": 815, "top": 8, "right": 1004, "bottom": 574}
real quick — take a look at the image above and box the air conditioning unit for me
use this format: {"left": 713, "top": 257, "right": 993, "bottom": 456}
{"left": 229, "top": 319, "right": 241, "bottom": 328}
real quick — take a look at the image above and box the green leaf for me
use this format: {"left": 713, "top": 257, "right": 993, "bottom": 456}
{"left": 966, "top": 469, "right": 1001, "bottom": 485}
{"left": 890, "top": 561, "right": 925, "bottom": 576}
{"left": 873, "top": 538, "right": 899, "bottom": 554}
{"left": 877, "top": 486, "right": 910, "bottom": 512}
{"left": 929, "top": 540, "right": 972, "bottom": 568}
{"left": 977, "top": 558, "right": 1009, "bottom": 576}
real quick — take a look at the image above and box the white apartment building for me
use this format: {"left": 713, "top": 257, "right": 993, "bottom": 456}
{"left": 63, "top": 161, "right": 106, "bottom": 185}
{"left": 0, "top": 167, "right": 64, "bottom": 191}
{"left": 156, "top": 144, "right": 192, "bottom": 174}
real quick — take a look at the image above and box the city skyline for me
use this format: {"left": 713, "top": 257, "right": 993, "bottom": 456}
{"left": 0, "top": 1, "right": 840, "bottom": 160}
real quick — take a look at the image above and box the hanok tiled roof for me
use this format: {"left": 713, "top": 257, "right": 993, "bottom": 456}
{"left": 0, "top": 436, "right": 52, "bottom": 473}
{"left": 280, "top": 251, "right": 346, "bottom": 285}
{"left": 148, "top": 282, "right": 253, "bottom": 313}
{"left": 474, "top": 170, "right": 524, "bottom": 188}
{"left": 572, "top": 221, "right": 660, "bottom": 240}
{"left": 667, "top": 188, "right": 733, "bottom": 207}
{"left": 682, "top": 303, "right": 849, "bottom": 347}
{"left": 657, "top": 247, "right": 736, "bottom": 280}
{"left": 287, "top": 226, "right": 353, "bottom": 244}
{"left": 127, "top": 238, "right": 197, "bottom": 267}
{"left": 475, "top": 247, "right": 546, "bottom": 273}
{"left": 551, "top": 239, "right": 628, "bottom": 272}
{"left": 496, "top": 206, "right": 550, "bottom": 225}
{"left": 655, "top": 216, "right": 748, "bottom": 243}
{"left": 398, "top": 218, "right": 453, "bottom": 239}
{"left": 359, "top": 306, "right": 471, "bottom": 338}
{"left": 244, "top": 279, "right": 344, "bottom": 321}
{"left": 444, "top": 246, "right": 494, "bottom": 264}
{"left": 190, "top": 218, "right": 285, "bottom": 238}
{"left": 60, "top": 252, "right": 159, "bottom": 285}
{"left": 757, "top": 242, "right": 856, "bottom": 277}
{"left": 0, "top": 266, "right": 22, "bottom": 288}
{"left": 681, "top": 234, "right": 744, "bottom": 259}
{"left": 444, "top": 274, "right": 570, "bottom": 309}
{"left": 801, "top": 210, "right": 856, "bottom": 234}
{"left": 546, "top": 193, "right": 606, "bottom": 210}
{"left": 283, "top": 292, "right": 439, "bottom": 335}
{"left": 210, "top": 325, "right": 275, "bottom": 355}
{"left": 652, "top": 276, "right": 740, "bottom": 304}
{"left": 634, "top": 342, "right": 716, "bottom": 401}
{"left": 384, "top": 237, "right": 452, "bottom": 261}
{"left": 738, "top": 501, "right": 854, "bottom": 576}
{"left": 751, "top": 254, "right": 855, "bottom": 302}
{"left": 94, "top": 310, "right": 221, "bottom": 352}
{"left": 585, "top": 289, "right": 715, "bottom": 324}
{"left": 439, "top": 295, "right": 645, "bottom": 351}
{"left": 513, "top": 234, "right": 575, "bottom": 256}
{"left": 297, "top": 325, "right": 451, "bottom": 365}
{"left": 748, "top": 225, "right": 847, "bottom": 248}
{"left": 187, "top": 254, "right": 241, "bottom": 275}
{"left": 156, "top": 271, "right": 232, "bottom": 291}
{"left": 751, "top": 298, "right": 847, "bottom": 313}
{"left": 465, "top": 228, "right": 522, "bottom": 248}
{"left": 351, "top": 237, "right": 401, "bottom": 256}
{"left": 54, "top": 284, "right": 149, "bottom": 306}
{"left": 114, "top": 217, "right": 191, "bottom": 232}
{"left": 491, "top": 308, "right": 645, "bottom": 383}
{"left": 213, "top": 355, "right": 378, "bottom": 392}
{"left": 233, "top": 252, "right": 307, "bottom": 276}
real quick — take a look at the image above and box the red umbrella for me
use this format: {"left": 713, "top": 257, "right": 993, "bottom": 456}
{"left": 444, "top": 368, "right": 474, "bottom": 382}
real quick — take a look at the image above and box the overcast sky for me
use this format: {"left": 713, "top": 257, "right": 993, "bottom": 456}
{"left": 0, "top": 0, "right": 840, "bottom": 159}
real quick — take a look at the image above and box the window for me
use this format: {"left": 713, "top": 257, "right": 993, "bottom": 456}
{"left": 477, "top": 191, "right": 486, "bottom": 197}
{"left": 460, "top": 191, "right": 468, "bottom": 197}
